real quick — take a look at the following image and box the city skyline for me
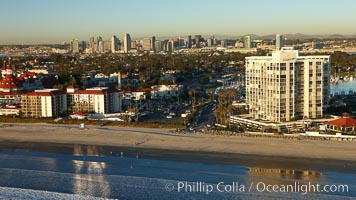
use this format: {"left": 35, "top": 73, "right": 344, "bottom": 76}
{"left": 1, "top": 0, "right": 356, "bottom": 44}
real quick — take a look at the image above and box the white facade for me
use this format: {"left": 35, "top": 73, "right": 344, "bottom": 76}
{"left": 124, "top": 91, "right": 147, "bottom": 101}
{"left": 67, "top": 87, "right": 121, "bottom": 114}
{"left": 98, "top": 40, "right": 105, "bottom": 53}
{"left": 244, "top": 35, "right": 251, "bottom": 49}
{"left": 151, "top": 85, "right": 183, "bottom": 99}
{"left": 246, "top": 48, "right": 330, "bottom": 122}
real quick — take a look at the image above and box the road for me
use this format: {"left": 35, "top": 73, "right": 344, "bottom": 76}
{"left": 190, "top": 102, "right": 215, "bottom": 131}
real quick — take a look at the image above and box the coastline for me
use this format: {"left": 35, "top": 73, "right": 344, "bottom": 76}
{"left": 2, "top": 140, "right": 356, "bottom": 175}
{"left": 1, "top": 123, "right": 356, "bottom": 162}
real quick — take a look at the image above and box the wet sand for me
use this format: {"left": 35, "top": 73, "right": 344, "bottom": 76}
{"left": 0, "top": 123, "right": 356, "bottom": 162}
{"left": 1, "top": 141, "right": 356, "bottom": 174}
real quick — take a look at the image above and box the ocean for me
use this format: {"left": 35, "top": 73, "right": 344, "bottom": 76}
{"left": 331, "top": 80, "right": 356, "bottom": 95}
{"left": 0, "top": 142, "right": 355, "bottom": 200}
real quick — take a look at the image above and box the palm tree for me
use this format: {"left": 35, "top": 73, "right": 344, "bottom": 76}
{"left": 188, "top": 89, "right": 196, "bottom": 111}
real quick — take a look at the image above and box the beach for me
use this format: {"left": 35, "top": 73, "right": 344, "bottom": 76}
{"left": 0, "top": 123, "right": 356, "bottom": 161}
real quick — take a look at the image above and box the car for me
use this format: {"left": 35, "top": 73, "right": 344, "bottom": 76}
{"left": 166, "top": 115, "right": 173, "bottom": 119}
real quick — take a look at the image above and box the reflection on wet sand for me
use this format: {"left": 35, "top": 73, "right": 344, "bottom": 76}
{"left": 72, "top": 160, "right": 110, "bottom": 198}
{"left": 249, "top": 167, "right": 323, "bottom": 181}
{"left": 72, "top": 144, "right": 110, "bottom": 197}
{"left": 248, "top": 167, "right": 323, "bottom": 188}
{"left": 73, "top": 144, "right": 100, "bottom": 156}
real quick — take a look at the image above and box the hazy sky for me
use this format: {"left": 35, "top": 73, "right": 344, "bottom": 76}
{"left": 1, "top": 0, "right": 355, "bottom": 44}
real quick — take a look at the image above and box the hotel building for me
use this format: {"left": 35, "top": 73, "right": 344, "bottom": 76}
{"left": 21, "top": 89, "right": 67, "bottom": 118}
{"left": 66, "top": 87, "right": 121, "bottom": 114}
{"left": 246, "top": 48, "right": 330, "bottom": 122}
{"left": 1, "top": 65, "right": 43, "bottom": 104}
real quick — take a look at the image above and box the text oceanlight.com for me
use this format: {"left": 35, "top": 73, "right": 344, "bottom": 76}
{"left": 165, "top": 181, "right": 349, "bottom": 195}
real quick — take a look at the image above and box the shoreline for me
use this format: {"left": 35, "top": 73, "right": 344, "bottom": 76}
{"left": 1, "top": 140, "right": 356, "bottom": 174}
{"left": 1, "top": 123, "right": 356, "bottom": 162}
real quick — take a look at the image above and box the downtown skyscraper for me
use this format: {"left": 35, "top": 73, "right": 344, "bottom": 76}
{"left": 244, "top": 35, "right": 251, "bottom": 49}
{"left": 123, "top": 33, "right": 131, "bottom": 53}
{"left": 111, "top": 35, "right": 119, "bottom": 53}
{"left": 69, "top": 39, "right": 79, "bottom": 53}
{"left": 276, "top": 34, "right": 284, "bottom": 50}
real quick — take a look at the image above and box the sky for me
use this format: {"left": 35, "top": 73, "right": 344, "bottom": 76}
{"left": 0, "top": 0, "right": 355, "bottom": 44}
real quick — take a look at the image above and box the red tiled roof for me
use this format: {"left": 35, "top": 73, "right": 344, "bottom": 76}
{"left": 135, "top": 88, "right": 150, "bottom": 93}
{"left": 1, "top": 65, "right": 12, "bottom": 70}
{"left": 72, "top": 112, "right": 87, "bottom": 116}
{"left": 18, "top": 71, "right": 36, "bottom": 80}
{"left": 0, "top": 91, "right": 20, "bottom": 95}
{"left": 325, "top": 117, "right": 356, "bottom": 128}
{"left": 0, "top": 74, "right": 22, "bottom": 89}
{"left": 2, "top": 104, "right": 21, "bottom": 109}
{"left": 0, "top": 65, "right": 26, "bottom": 90}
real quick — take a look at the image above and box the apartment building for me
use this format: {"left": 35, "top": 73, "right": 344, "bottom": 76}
{"left": 66, "top": 86, "right": 121, "bottom": 114}
{"left": 246, "top": 48, "right": 330, "bottom": 122}
{"left": 21, "top": 89, "right": 67, "bottom": 118}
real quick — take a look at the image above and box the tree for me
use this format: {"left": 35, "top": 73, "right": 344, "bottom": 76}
{"left": 188, "top": 89, "right": 196, "bottom": 111}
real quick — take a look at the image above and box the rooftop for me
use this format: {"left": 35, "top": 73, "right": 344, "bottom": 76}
{"left": 22, "top": 89, "right": 64, "bottom": 96}
{"left": 324, "top": 117, "right": 356, "bottom": 128}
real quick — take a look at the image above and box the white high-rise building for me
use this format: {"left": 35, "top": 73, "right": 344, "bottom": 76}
{"left": 244, "top": 35, "right": 251, "bottom": 49}
{"left": 123, "top": 33, "right": 131, "bottom": 53}
{"left": 70, "top": 39, "right": 79, "bottom": 53}
{"left": 276, "top": 34, "right": 284, "bottom": 50}
{"left": 246, "top": 48, "right": 330, "bottom": 122}
{"left": 96, "top": 36, "right": 104, "bottom": 53}
{"left": 111, "top": 35, "right": 119, "bottom": 53}
{"left": 98, "top": 40, "right": 105, "bottom": 53}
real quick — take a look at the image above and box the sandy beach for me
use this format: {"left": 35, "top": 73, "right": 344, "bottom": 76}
{"left": 0, "top": 123, "right": 356, "bottom": 161}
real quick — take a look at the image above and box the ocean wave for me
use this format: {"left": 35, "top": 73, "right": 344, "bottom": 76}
{"left": 0, "top": 186, "right": 111, "bottom": 200}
